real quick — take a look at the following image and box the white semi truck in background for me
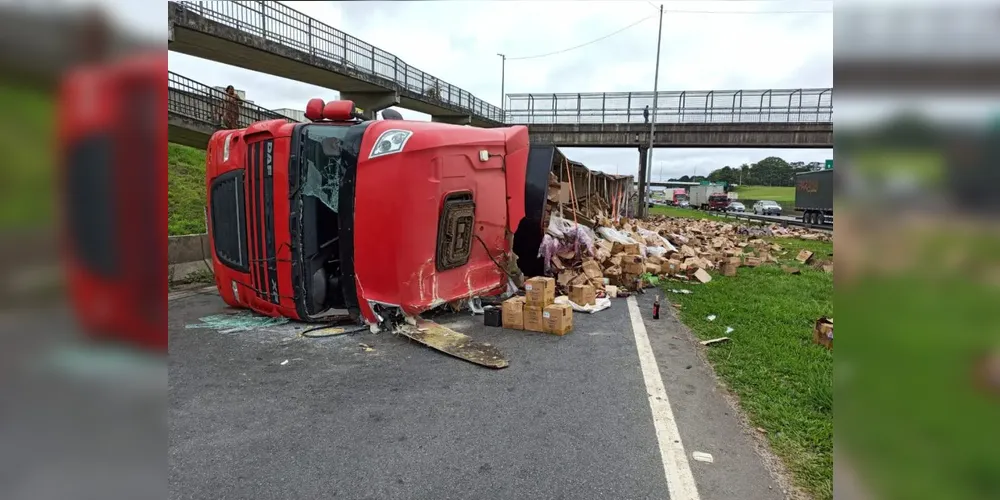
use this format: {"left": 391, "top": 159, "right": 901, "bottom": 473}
{"left": 688, "top": 184, "right": 728, "bottom": 211}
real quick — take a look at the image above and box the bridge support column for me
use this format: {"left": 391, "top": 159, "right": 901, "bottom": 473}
{"left": 637, "top": 145, "right": 649, "bottom": 218}
{"left": 338, "top": 90, "right": 400, "bottom": 120}
{"left": 431, "top": 114, "right": 473, "bottom": 126}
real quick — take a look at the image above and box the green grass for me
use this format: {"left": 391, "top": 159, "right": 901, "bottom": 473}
{"left": 648, "top": 205, "right": 727, "bottom": 221}
{"left": 168, "top": 143, "right": 208, "bottom": 235}
{"left": 836, "top": 230, "right": 1000, "bottom": 500}
{"left": 733, "top": 185, "right": 795, "bottom": 202}
{"left": 0, "top": 83, "right": 55, "bottom": 229}
{"left": 852, "top": 149, "right": 945, "bottom": 188}
{"left": 666, "top": 238, "right": 833, "bottom": 499}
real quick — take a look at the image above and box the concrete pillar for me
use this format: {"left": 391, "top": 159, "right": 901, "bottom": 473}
{"left": 338, "top": 90, "right": 400, "bottom": 120}
{"left": 637, "top": 145, "right": 649, "bottom": 218}
{"left": 431, "top": 114, "right": 473, "bottom": 126}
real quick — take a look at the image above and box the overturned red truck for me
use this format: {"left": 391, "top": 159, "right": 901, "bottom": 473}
{"left": 206, "top": 99, "right": 555, "bottom": 328}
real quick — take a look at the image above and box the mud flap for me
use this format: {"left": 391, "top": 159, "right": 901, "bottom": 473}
{"left": 398, "top": 319, "right": 508, "bottom": 369}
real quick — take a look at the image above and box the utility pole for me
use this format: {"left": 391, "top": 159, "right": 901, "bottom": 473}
{"left": 641, "top": 3, "right": 664, "bottom": 217}
{"left": 497, "top": 53, "right": 506, "bottom": 120}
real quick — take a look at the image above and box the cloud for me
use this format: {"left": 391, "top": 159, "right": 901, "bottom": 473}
{"left": 166, "top": 0, "right": 833, "bottom": 175}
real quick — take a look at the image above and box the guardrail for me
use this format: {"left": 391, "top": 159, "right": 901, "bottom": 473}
{"left": 505, "top": 88, "right": 833, "bottom": 125}
{"left": 168, "top": 71, "right": 295, "bottom": 128}
{"left": 174, "top": 1, "right": 503, "bottom": 123}
{"left": 716, "top": 210, "right": 833, "bottom": 231}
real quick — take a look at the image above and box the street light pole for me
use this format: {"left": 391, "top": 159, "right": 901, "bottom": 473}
{"left": 643, "top": 3, "right": 664, "bottom": 217}
{"left": 497, "top": 53, "right": 506, "bottom": 120}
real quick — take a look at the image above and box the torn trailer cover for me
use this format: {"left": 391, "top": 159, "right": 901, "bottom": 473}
{"left": 205, "top": 99, "right": 554, "bottom": 325}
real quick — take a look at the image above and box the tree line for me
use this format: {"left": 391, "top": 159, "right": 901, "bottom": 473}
{"left": 667, "top": 156, "right": 819, "bottom": 187}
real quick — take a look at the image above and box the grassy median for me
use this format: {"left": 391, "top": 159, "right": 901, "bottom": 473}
{"left": 659, "top": 217, "right": 834, "bottom": 499}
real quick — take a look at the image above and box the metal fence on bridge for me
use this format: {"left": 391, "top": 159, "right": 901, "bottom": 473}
{"left": 168, "top": 71, "right": 295, "bottom": 129}
{"left": 174, "top": 1, "right": 504, "bottom": 123}
{"left": 504, "top": 88, "right": 833, "bottom": 125}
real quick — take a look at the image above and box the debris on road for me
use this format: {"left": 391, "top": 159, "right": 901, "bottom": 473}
{"left": 795, "top": 249, "right": 814, "bottom": 264}
{"left": 813, "top": 317, "right": 833, "bottom": 350}
{"left": 701, "top": 337, "right": 731, "bottom": 346}
{"left": 185, "top": 311, "right": 290, "bottom": 334}
{"left": 398, "top": 319, "right": 508, "bottom": 369}
{"left": 692, "top": 451, "right": 715, "bottom": 463}
{"left": 301, "top": 324, "right": 368, "bottom": 338}
{"left": 358, "top": 343, "right": 375, "bottom": 353}
{"left": 555, "top": 295, "right": 611, "bottom": 314}
{"left": 280, "top": 359, "right": 289, "bottom": 366}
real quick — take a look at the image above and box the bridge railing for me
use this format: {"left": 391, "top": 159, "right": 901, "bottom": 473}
{"left": 168, "top": 71, "right": 296, "bottom": 128}
{"left": 174, "top": 1, "right": 504, "bottom": 123}
{"left": 504, "top": 88, "right": 833, "bottom": 125}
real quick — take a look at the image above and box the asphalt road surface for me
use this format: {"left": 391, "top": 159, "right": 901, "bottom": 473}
{"left": 169, "top": 289, "right": 787, "bottom": 500}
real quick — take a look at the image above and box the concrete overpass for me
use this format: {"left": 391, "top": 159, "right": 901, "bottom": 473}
{"left": 506, "top": 89, "right": 833, "bottom": 148}
{"left": 167, "top": 1, "right": 502, "bottom": 126}
{"left": 524, "top": 122, "right": 832, "bottom": 148}
{"left": 168, "top": 71, "right": 295, "bottom": 148}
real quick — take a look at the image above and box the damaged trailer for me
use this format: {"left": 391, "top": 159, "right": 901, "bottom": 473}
{"left": 205, "top": 99, "right": 560, "bottom": 330}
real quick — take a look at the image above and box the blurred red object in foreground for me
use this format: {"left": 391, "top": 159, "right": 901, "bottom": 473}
{"left": 58, "top": 51, "right": 166, "bottom": 352}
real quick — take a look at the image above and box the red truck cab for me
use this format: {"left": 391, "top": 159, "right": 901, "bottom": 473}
{"left": 206, "top": 99, "right": 539, "bottom": 327}
{"left": 669, "top": 188, "right": 688, "bottom": 206}
{"left": 59, "top": 52, "right": 166, "bottom": 351}
{"left": 707, "top": 194, "right": 730, "bottom": 211}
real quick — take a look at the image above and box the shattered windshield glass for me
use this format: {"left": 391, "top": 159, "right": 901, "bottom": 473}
{"left": 300, "top": 124, "right": 353, "bottom": 213}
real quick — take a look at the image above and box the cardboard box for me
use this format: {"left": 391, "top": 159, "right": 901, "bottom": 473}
{"left": 692, "top": 268, "right": 712, "bottom": 283}
{"left": 502, "top": 296, "right": 525, "bottom": 330}
{"left": 796, "top": 249, "right": 814, "bottom": 264}
{"left": 569, "top": 273, "right": 590, "bottom": 287}
{"left": 569, "top": 284, "right": 596, "bottom": 306}
{"left": 744, "top": 256, "right": 762, "bottom": 267}
{"left": 524, "top": 305, "right": 545, "bottom": 332}
{"left": 582, "top": 260, "right": 603, "bottom": 280}
{"left": 623, "top": 254, "right": 645, "bottom": 275}
{"left": 721, "top": 262, "right": 738, "bottom": 276}
{"left": 611, "top": 242, "right": 641, "bottom": 255}
{"left": 524, "top": 277, "right": 555, "bottom": 307}
{"left": 813, "top": 317, "right": 833, "bottom": 350}
{"left": 543, "top": 303, "right": 574, "bottom": 336}
{"left": 645, "top": 262, "right": 662, "bottom": 274}
{"left": 665, "top": 260, "right": 682, "bottom": 275}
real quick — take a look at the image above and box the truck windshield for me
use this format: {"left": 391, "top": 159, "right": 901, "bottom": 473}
{"left": 300, "top": 124, "right": 355, "bottom": 213}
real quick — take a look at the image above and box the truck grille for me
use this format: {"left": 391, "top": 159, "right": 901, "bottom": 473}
{"left": 246, "top": 139, "right": 280, "bottom": 304}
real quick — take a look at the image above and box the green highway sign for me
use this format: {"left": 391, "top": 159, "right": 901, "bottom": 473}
{"left": 825, "top": 159, "right": 833, "bottom": 169}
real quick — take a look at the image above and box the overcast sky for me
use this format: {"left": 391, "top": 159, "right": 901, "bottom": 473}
{"left": 149, "top": 0, "right": 835, "bottom": 180}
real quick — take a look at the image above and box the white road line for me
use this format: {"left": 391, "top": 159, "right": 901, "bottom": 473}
{"left": 627, "top": 295, "right": 701, "bottom": 500}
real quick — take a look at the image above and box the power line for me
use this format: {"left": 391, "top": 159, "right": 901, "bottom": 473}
{"left": 507, "top": 15, "right": 655, "bottom": 61}
{"left": 647, "top": 1, "right": 831, "bottom": 14}
{"left": 507, "top": 4, "right": 830, "bottom": 62}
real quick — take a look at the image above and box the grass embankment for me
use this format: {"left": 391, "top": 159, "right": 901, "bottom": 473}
{"left": 168, "top": 143, "right": 208, "bottom": 235}
{"left": 0, "top": 83, "right": 54, "bottom": 228}
{"left": 835, "top": 226, "right": 1000, "bottom": 500}
{"left": 733, "top": 185, "right": 794, "bottom": 202}
{"left": 648, "top": 205, "right": 727, "bottom": 221}
{"left": 656, "top": 208, "right": 833, "bottom": 498}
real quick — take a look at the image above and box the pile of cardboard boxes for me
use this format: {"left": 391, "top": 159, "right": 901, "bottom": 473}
{"left": 502, "top": 276, "right": 574, "bottom": 336}
{"left": 545, "top": 216, "right": 832, "bottom": 297}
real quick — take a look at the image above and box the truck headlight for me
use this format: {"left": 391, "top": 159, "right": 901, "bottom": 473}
{"left": 368, "top": 129, "right": 412, "bottom": 159}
